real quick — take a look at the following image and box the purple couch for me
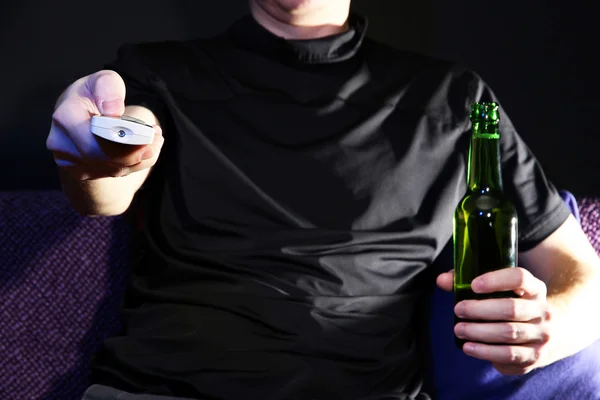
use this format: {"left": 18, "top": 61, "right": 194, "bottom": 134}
{"left": 1, "top": 191, "right": 599, "bottom": 400}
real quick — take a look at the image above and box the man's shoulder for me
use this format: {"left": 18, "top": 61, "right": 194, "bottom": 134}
{"left": 361, "top": 37, "right": 481, "bottom": 86}
{"left": 355, "top": 38, "right": 485, "bottom": 113}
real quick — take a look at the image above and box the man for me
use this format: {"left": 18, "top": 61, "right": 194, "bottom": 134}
{"left": 47, "top": 0, "right": 600, "bottom": 399}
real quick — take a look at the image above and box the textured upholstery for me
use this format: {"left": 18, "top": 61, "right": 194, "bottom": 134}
{"left": 579, "top": 197, "right": 600, "bottom": 254}
{"left": 0, "top": 191, "right": 599, "bottom": 400}
{"left": 0, "top": 192, "right": 133, "bottom": 400}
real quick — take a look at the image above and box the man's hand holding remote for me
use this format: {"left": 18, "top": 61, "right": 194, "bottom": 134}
{"left": 46, "top": 70, "right": 164, "bottom": 216}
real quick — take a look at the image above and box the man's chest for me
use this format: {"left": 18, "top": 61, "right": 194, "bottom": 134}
{"left": 165, "top": 97, "right": 468, "bottom": 235}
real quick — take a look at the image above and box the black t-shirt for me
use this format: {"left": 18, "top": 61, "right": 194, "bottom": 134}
{"left": 90, "top": 14, "right": 571, "bottom": 400}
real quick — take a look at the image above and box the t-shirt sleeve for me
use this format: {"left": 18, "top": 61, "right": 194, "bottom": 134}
{"left": 103, "top": 43, "right": 168, "bottom": 126}
{"left": 467, "top": 72, "right": 571, "bottom": 252}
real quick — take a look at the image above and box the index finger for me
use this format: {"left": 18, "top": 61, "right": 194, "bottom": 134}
{"left": 472, "top": 267, "right": 546, "bottom": 298}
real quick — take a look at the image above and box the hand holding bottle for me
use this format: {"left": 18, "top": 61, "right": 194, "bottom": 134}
{"left": 437, "top": 267, "right": 554, "bottom": 375}
{"left": 440, "top": 101, "right": 554, "bottom": 376}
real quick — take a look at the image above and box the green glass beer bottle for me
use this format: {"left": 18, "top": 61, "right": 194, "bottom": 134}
{"left": 453, "top": 102, "right": 518, "bottom": 349}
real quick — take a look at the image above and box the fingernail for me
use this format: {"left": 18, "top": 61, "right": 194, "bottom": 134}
{"left": 99, "top": 99, "right": 124, "bottom": 115}
{"left": 140, "top": 148, "right": 153, "bottom": 161}
{"left": 455, "top": 323, "right": 466, "bottom": 338}
{"left": 464, "top": 343, "right": 476, "bottom": 354}
{"left": 472, "top": 278, "right": 483, "bottom": 292}
{"left": 455, "top": 303, "right": 465, "bottom": 318}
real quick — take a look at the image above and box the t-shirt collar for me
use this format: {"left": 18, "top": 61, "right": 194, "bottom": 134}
{"left": 226, "top": 13, "right": 368, "bottom": 66}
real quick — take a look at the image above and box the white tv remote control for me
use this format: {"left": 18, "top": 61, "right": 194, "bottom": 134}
{"left": 90, "top": 115, "right": 155, "bottom": 145}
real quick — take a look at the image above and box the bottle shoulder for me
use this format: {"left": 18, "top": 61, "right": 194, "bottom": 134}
{"left": 457, "top": 189, "right": 516, "bottom": 214}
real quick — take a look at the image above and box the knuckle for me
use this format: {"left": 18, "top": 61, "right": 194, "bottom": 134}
{"left": 74, "top": 75, "right": 89, "bottom": 86}
{"left": 538, "top": 328, "right": 551, "bottom": 344}
{"left": 508, "top": 349, "right": 524, "bottom": 364}
{"left": 46, "top": 129, "right": 58, "bottom": 151}
{"left": 505, "top": 324, "right": 525, "bottom": 342}
{"left": 532, "top": 348, "right": 541, "bottom": 363}
{"left": 515, "top": 268, "right": 528, "bottom": 286}
{"left": 504, "top": 299, "right": 521, "bottom": 319}
{"left": 543, "top": 307, "right": 553, "bottom": 322}
{"left": 154, "top": 134, "right": 165, "bottom": 148}
{"left": 525, "top": 348, "right": 542, "bottom": 367}
{"left": 52, "top": 107, "right": 68, "bottom": 127}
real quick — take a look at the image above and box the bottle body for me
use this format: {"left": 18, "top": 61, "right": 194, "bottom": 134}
{"left": 453, "top": 188, "right": 518, "bottom": 348}
{"left": 453, "top": 102, "right": 518, "bottom": 349}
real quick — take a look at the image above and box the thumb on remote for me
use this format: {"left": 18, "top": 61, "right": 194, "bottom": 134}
{"left": 88, "top": 70, "right": 126, "bottom": 116}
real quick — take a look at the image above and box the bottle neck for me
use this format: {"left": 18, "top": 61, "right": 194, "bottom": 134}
{"left": 467, "top": 121, "right": 503, "bottom": 192}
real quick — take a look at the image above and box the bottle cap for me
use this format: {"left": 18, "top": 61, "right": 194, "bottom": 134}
{"left": 470, "top": 102, "right": 499, "bottom": 124}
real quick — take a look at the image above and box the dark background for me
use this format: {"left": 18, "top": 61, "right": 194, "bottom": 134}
{"left": 2, "top": 0, "right": 598, "bottom": 196}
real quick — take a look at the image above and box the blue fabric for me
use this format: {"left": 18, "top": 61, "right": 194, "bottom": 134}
{"left": 560, "top": 190, "right": 581, "bottom": 225}
{"left": 429, "top": 190, "right": 600, "bottom": 400}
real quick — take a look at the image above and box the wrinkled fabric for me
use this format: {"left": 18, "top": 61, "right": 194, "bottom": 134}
{"left": 90, "top": 13, "right": 570, "bottom": 400}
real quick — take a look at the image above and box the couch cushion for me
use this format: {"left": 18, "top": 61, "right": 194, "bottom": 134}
{"left": 580, "top": 196, "right": 600, "bottom": 254}
{"left": 0, "top": 191, "right": 133, "bottom": 400}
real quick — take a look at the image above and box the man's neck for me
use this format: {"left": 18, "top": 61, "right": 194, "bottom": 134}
{"left": 249, "top": 1, "right": 350, "bottom": 40}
